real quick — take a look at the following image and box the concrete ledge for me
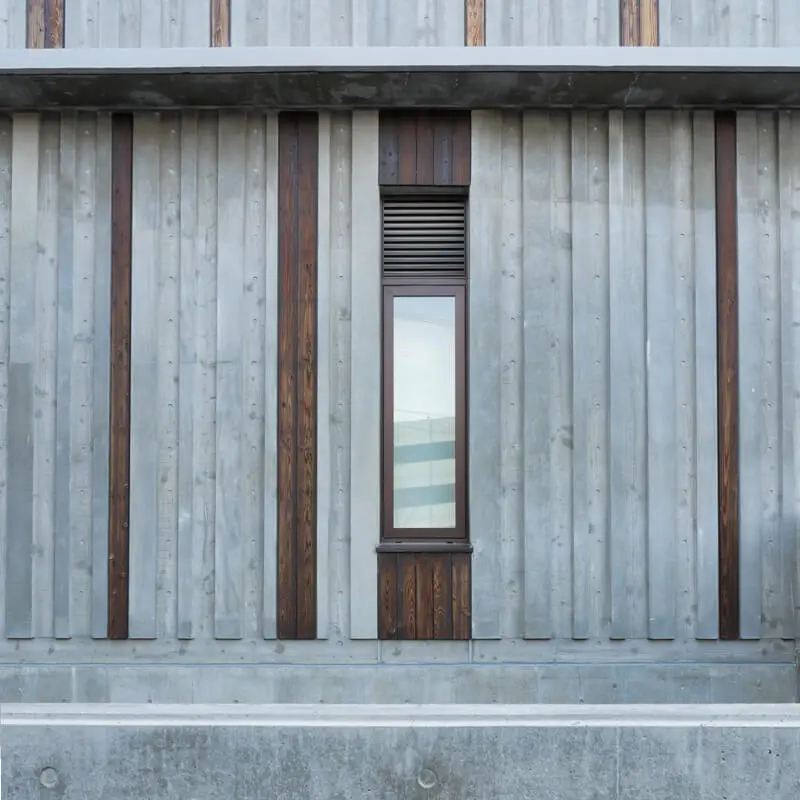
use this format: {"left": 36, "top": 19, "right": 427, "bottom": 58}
{"left": 2, "top": 46, "right": 800, "bottom": 109}
{"left": 4, "top": 702, "right": 800, "bottom": 727}
{"left": 0, "top": 663, "right": 795, "bottom": 704}
{"left": 3, "top": 704, "right": 800, "bottom": 798}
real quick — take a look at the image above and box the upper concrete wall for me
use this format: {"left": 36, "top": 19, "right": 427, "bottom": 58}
{"left": 232, "top": 0, "right": 465, "bottom": 46}
{"left": 0, "top": 0, "right": 466, "bottom": 48}
{"left": 486, "top": 0, "right": 619, "bottom": 46}
{"left": 660, "top": 0, "right": 800, "bottom": 46}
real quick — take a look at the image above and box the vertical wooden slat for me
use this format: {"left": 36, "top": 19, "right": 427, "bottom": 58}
{"left": 45, "top": 0, "right": 63, "bottom": 47}
{"left": 379, "top": 112, "right": 471, "bottom": 187}
{"left": 451, "top": 116, "right": 471, "bottom": 186}
{"left": 26, "top": 0, "right": 44, "bottom": 47}
{"left": 620, "top": 0, "right": 640, "bottom": 45}
{"left": 277, "top": 116, "right": 299, "bottom": 639}
{"left": 716, "top": 112, "right": 740, "bottom": 641}
{"left": 432, "top": 554, "right": 453, "bottom": 639}
{"left": 465, "top": 0, "right": 485, "bottom": 46}
{"left": 378, "top": 553, "right": 399, "bottom": 639}
{"left": 451, "top": 553, "right": 471, "bottom": 640}
{"left": 379, "top": 116, "right": 400, "bottom": 185}
{"left": 639, "top": 0, "right": 659, "bottom": 46}
{"left": 277, "top": 113, "right": 318, "bottom": 640}
{"left": 415, "top": 114, "right": 435, "bottom": 186}
{"left": 295, "top": 116, "right": 318, "bottom": 640}
{"left": 108, "top": 114, "right": 133, "bottom": 640}
{"left": 415, "top": 556, "right": 435, "bottom": 639}
{"left": 621, "top": 0, "right": 659, "bottom": 46}
{"left": 27, "top": 0, "right": 63, "bottom": 48}
{"left": 397, "top": 117, "right": 417, "bottom": 185}
{"left": 211, "top": 0, "right": 230, "bottom": 47}
{"left": 399, "top": 555, "right": 417, "bottom": 639}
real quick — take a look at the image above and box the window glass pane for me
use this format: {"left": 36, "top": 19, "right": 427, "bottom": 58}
{"left": 393, "top": 295, "right": 456, "bottom": 528}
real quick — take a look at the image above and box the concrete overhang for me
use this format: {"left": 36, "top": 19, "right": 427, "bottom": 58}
{"left": 3, "top": 46, "right": 800, "bottom": 110}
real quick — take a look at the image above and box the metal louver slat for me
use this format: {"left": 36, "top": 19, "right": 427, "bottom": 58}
{"left": 382, "top": 196, "right": 467, "bottom": 277}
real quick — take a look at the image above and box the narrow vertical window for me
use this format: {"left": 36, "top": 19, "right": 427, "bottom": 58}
{"left": 381, "top": 195, "right": 468, "bottom": 542}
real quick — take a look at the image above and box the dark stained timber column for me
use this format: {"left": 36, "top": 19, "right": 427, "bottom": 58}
{"left": 108, "top": 114, "right": 133, "bottom": 640}
{"left": 465, "top": 0, "right": 485, "bottom": 46}
{"left": 211, "top": 0, "right": 230, "bottom": 46}
{"left": 27, "top": 0, "right": 63, "bottom": 48}
{"left": 715, "top": 113, "right": 740, "bottom": 641}
{"left": 277, "top": 113, "right": 318, "bottom": 640}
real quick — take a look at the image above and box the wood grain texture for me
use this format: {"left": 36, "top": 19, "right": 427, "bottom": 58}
{"left": 465, "top": 0, "right": 485, "bottom": 46}
{"left": 715, "top": 112, "right": 740, "bottom": 641}
{"left": 621, "top": 0, "right": 659, "bottom": 45}
{"left": 211, "top": 0, "right": 230, "bottom": 47}
{"left": 378, "top": 552, "right": 470, "bottom": 640}
{"left": 27, "top": 0, "right": 63, "bottom": 47}
{"left": 108, "top": 114, "right": 133, "bottom": 640}
{"left": 277, "top": 113, "right": 318, "bottom": 640}
{"left": 639, "top": 0, "right": 659, "bottom": 46}
{"left": 379, "top": 112, "right": 471, "bottom": 186}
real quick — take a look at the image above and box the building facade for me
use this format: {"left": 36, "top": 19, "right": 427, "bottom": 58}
{"left": 0, "top": 0, "right": 799, "bottom": 709}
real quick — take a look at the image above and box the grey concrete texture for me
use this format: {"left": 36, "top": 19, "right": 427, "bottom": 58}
{"left": 0, "top": 664, "right": 794, "bottom": 704}
{"left": 3, "top": 705, "right": 800, "bottom": 798}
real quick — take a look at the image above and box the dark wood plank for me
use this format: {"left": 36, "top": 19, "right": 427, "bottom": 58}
{"left": 378, "top": 553, "right": 399, "bottom": 639}
{"left": 399, "top": 555, "right": 417, "bottom": 639}
{"left": 26, "top": 0, "right": 44, "bottom": 48}
{"left": 415, "top": 113, "right": 435, "bottom": 186}
{"left": 465, "top": 0, "right": 485, "bottom": 46}
{"left": 620, "top": 0, "right": 640, "bottom": 46}
{"left": 451, "top": 553, "right": 471, "bottom": 640}
{"left": 379, "top": 115, "right": 399, "bottom": 185}
{"left": 295, "top": 114, "right": 318, "bottom": 640}
{"left": 433, "top": 116, "right": 453, "bottom": 186}
{"left": 432, "top": 554, "right": 453, "bottom": 639}
{"left": 108, "top": 114, "right": 133, "bottom": 640}
{"left": 451, "top": 114, "right": 471, "bottom": 186}
{"left": 397, "top": 116, "right": 418, "bottom": 185}
{"left": 379, "top": 111, "right": 471, "bottom": 187}
{"left": 277, "top": 115, "right": 300, "bottom": 639}
{"left": 640, "top": 0, "right": 659, "bottom": 46}
{"left": 415, "top": 555, "right": 435, "bottom": 639}
{"left": 211, "top": 0, "right": 230, "bottom": 47}
{"left": 44, "top": 0, "right": 63, "bottom": 48}
{"left": 716, "top": 112, "right": 740, "bottom": 641}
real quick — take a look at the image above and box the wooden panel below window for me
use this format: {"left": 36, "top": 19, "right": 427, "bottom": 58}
{"left": 379, "top": 111, "right": 471, "bottom": 187}
{"left": 378, "top": 552, "right": 471, "bottom": 640}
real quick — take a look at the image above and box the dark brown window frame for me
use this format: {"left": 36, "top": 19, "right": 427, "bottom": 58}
{"left": 380, "top": 192, "right": 469, "bottom": 544}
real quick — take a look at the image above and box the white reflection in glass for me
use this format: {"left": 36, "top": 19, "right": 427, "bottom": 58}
{"left": 393, "top": 295, "right": 456, "bottom": 528}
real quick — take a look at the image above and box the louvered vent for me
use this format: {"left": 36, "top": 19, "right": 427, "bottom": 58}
{"left": 382, "top": 197, "right": 467, "bottom": 278}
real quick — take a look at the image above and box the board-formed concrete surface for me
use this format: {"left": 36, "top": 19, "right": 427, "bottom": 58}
{"left": 2, "top": 704, "right": 800, "bottom": 799}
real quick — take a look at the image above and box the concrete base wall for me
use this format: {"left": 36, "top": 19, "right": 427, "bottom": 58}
{"left": 0, "top": 663, "right": 795, "bottom": 704}
{"left": 3, "top": 704, "right": 800, "bottom": 799}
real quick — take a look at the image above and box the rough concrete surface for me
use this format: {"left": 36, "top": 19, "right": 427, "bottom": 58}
{"left": 2, "top": 704, "right": 800, "bottom": 798}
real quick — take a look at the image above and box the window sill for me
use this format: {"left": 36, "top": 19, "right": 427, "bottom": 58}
{"left": 376, "top": 541, "right": 473, "bottom": 554}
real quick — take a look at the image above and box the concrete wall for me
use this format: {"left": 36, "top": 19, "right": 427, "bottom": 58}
{"left": 232, "top": 0, "right": 465, "bottom": 46}
{"left": 486, "top": 0, "right": 620, "bottom": 45}
{"left": 660, "top": 0, "right": 800, "bottom": 46}
{"left": 4, "top": 704, "right": 800, "bottom": 799}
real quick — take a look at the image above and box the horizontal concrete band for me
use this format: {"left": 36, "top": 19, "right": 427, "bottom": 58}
{"left": 3, "top": 46, "right": 800, "bottom": 73}
{"left": 4, "top": 703, "right": 800, "bottom": 727}
{"left": 1, "top": 47, "right": 800, "bottom": 109}
{"left": 4, "top": 711, "right": 800, "bottom": 799}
